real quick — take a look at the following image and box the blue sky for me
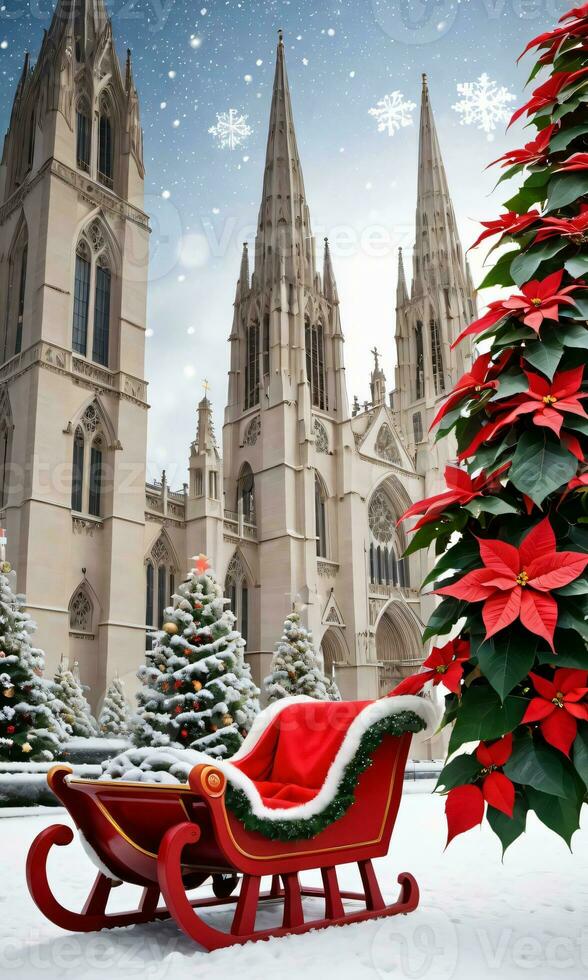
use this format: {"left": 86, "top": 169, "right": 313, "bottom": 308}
{"left": 0, "top": 0, "right": 566, "bottom": 483}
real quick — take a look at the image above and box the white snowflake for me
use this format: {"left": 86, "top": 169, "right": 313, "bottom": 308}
{"left": 452, "top": 73, "right": 516, "bottom": 139}
{"left": 368, "top": 91, "right": 416, "bottom": 136}
{"left": 208, "top": 108, "right": 252, "bottom": 151}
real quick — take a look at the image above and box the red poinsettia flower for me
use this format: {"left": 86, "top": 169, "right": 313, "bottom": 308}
{"left": 489, "top": 125, "right": 556, "bottom": 170}
{"left": 431, "top": 351, "right": 511, "bottom": 429}
{"left": 534, "top": 204, "right": 588, "bottom": 243}
{"left": 554, "top": 152, "right": 588, "bottom": 173}
{"left": 390, "top": 639, "right": 470, "bottom": 697}
{"left": 568, "top": 472, "right": 588, "bottom": 492}
{"left": 399, "top": 463, "right": 510, "bottom": 531}
{"left": 522, "top": 669, "right": 588, "bottom": 756}
{"left": 518, "top": 15, "right": 588, "bottom": 62}
{"left": 445, "top": 734, "right": 515, "bottom": 845}
{"left": 470, "top": 211, "right": 541, "bottom": 251}
{"left": 487, "top": 366, "right": 588, "bottom": 440}
{"left": 453, "top": 270, "right": 580, "bottom": 347}
{"left": 510, "top": 69, "right": 588, "bottom": 127}
{"left": 436, "top": 518, "right": 588, "bottom": 649}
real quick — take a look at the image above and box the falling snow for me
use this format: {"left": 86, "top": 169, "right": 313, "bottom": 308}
{"left": 208, "top": 108, "right": 252, "bottom": 150}
{"left": 368, "top": 91, "right": 416, "bottom": 136}
{"left": 452, "top": 73, "right": 516, "bottom": 139}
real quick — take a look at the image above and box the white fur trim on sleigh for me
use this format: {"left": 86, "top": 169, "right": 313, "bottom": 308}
{"left": 99, "top": 694, "right": 440, "bottom": 822}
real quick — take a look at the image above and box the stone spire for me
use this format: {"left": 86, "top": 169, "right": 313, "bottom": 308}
{"left": 196, "top": 390, "right": 216, "bottom": 453}
{"left": 396, "top": 247, "right": 408, "bottom": 306}
{"left": 413, "top": 73, "right": 468, "bottom": 295}
{"left": 48, "top": 0, "right": 109, "bottom": 55}
{"left": 235, "top": 242, "right": 250, "bottom": 302}
{"left": 370, "top": 347, "right": 386, "bottom": 407}
{"left": 323, "top": 237, "right": 338, "bottom": 304}
{"left": 253, "top": 31, "right": 314, "bottom": 289}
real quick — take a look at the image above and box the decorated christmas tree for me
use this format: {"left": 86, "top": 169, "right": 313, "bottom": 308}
{"left": 0, "top": 564, "right": 68, "bottom": 761}
{"left": 131, "top": 555, "right": 259, "bottom": 758}
{"left": 264, "top": 613, "right": 342, "bottom": 702}
{"left": 394, "top": 2, "right": 588, "bottom": 850}
{"left": 98, "top": 675, "right": 130, "bottom": 736}
{"left": 53, "top": 660, "right": 99, "bottom": 738}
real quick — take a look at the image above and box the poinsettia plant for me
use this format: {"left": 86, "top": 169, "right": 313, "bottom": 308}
{"left": 394, "top": 1, "right": 588, "bottom": 851}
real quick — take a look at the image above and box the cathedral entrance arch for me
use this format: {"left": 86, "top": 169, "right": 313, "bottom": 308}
{"left": 374, "top": 600, "right": 422, "bottom": 696}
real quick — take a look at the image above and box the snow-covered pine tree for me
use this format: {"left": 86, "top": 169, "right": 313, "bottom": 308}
{"left": 264, "top": 613, "right": 342, "bottom": 703}
{"left": 98, "top": 675, "right": 130, "bottom": 736}
{"left": 53, "top": 660, "right": 99, "bottom": 738}
{"left": 0, "top": 564, "right": 68, "bottom": 761}
{"left": 131, "top": 555, "right": 259, "bottom": 758}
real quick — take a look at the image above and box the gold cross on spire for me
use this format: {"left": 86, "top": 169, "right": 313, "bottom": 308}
{"left": 202, "top": 378, "right": 210, "bottom": 396}
{"left": 371, "top": 347, "right": 380, "bottom": 371}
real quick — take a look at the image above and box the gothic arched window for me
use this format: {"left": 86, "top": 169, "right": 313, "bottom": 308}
{"left": 305, "top": 317, "right": 327, "bottom": 411}
{"left": 245, "top": 320, "right": 260, "bottom": 409}
{"left": 98, "top": 94, "right": 114, "bottom": 188}
{"left": 414, "top": 320, "right": 424, "bottom": 400}
{"left": 92, "top": 255, "right": 111, "bottom": 366}
{"left": 69, "top": 588, "right": 93, "bottom": 634}
{"left": 430, "top": 318, "right": 445, "bottom": 395}
{"left": 368, "top": 487, "right": 408, "bottom": 588}
{"left": 315, "top": 474, "right": 327, "bottom": 558}
{"left": 71, "top": 402, "right": 111, "bottom": 518}
{"left": 146, "top": 536, "right": 177, "bottom": 628}
{"left": 88, "top": 435, "right": 103, "bottom": 517}
{"left": 237, "top": 463, "right": 255, "bottom": 524}
{"left": 73, "top": 240, "right": 91, "bottom": 356}
{"left": 0, "top": 393, "right": 13, "bottom": 509}
{"left": 3, "top": 222, "right": 28, "bottom": 363}
{"left": 72, "top": 222, "right": 113, "bottom": 368}
{"left": 76, "top": 94, "right": 92, "bottom": 172}
{"left": 225, "top": 552, "right": 249, "bottom": 643}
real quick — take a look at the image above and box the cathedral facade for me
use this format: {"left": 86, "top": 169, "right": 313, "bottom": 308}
{"left": 0, "top": 3, "right": 476, "bottom": 722}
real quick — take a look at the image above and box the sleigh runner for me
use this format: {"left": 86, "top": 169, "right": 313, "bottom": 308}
{"left": 26, "top": 695, "right": 437, "bottom": 949}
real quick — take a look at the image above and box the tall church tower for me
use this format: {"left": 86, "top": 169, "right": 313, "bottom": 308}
{"left": 393, "top": 74, "right": 477, "bottom": 488}
{"left": 222, "top": 32, "right": 349, "bottom": 678}
{"left": 0, "top": 0, "right": 149, "bottom": 698}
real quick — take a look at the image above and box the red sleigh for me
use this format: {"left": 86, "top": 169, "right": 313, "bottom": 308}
{"left": 26, "top": 695, "right": 435, "bottom": 949}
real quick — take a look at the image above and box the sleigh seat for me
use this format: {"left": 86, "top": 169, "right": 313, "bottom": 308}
{"left": 27, "top": 694, "right": 438, "bottom": 950}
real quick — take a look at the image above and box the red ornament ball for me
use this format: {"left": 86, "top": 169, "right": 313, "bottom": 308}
{"left": 175, "top": 705, "right": 182, "bottom": 714}
{"left": 7, "top": 725, "right": 15, "bottom": 734}
{"left": 174, "top": 679, "right": 182, "bottom": 690}
{"left": 181, "top": 728, "right": 188, "bottom": 738}
{"left": 194, "top": 601, "right": 202, "bottom": 610}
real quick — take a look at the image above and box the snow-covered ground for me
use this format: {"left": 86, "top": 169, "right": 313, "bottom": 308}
{"left": 2, "top": 784, "right": 587, "bottom": 980}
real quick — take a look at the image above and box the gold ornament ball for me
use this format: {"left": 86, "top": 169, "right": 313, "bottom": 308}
{"left": 21, "top": 742, "right": 32, "bottom": 753}
{"left": 222, "top": 713, "right": 233, "bottom": 726}
{"left": 163, "top": 622, "right": 179, "bottom": 636}
{"left": 4, "top": 687, "right": 14, "bottom": 698}
{"left": 192, "top": 679, "right": 203, "bottom": 692}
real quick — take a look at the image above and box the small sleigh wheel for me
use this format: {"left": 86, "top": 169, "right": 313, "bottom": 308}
{"left": 212, "top": 873, "right": 239, "bottom": 898}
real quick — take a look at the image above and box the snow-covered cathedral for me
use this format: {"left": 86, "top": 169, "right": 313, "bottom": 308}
{"left": 0, "top": 2, "right": 476, "bottom": 719}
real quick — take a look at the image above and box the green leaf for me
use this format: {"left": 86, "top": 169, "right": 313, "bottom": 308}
{"left": 573, "top": 723, "right": 588, "bottom": 790}
{"left": 523, "top": 334, "right": 564, "bottom": 380}
{"left": 510, "top": 240, "right": 567, "bottom": 286}
{"left": 504, "top": 734, "right": 577, "bottom": 799}
{"left": 478, "top": 249, "right": 517, "bottom": 290}
{"left": 464, "top": 496, "right": 518, "bottom": 519}
{"left": 554, "top": 321, "right": 588, "bottom": 347}
{"left": 492, "top": 370, "right": 529, "bottom": 402}
{"left": 476, "top": 634, "right": 536, "bottom": 700}
{"left": 487, "top": 795, "right": 528, "bottom": 856}
{"left": 510, "top": 431, "right": 578, "bottom": 506}
{"left": 503, "top": 171, "right": 550, "bottom": 213}
{"left": 422, "top": 597, "right": 468, "bottom": 643}
{"left": 565, "top": 254, "right": 588, "bottom": 279}
{"left": 548, "top": 122, "right": 588, "bottom": 152}
{"left": 403, "top": 510, "right": 468, "bottom": 558}
{"left": 448, "top": 686, "right": 527, "bottom": 754}
{"left": 546, "top": 171, "right": 588, "bottom": 213}
{"left": 526, "top": 786, "right": 581, "bottom": 846}
{"left": 536, "top": 629, "right": 587, "bottom": 668}
{"left": 565, "top": 416, "right": 588, "bottom": 437}
{"left": 436, "top": 753, "right": 481, "bottom": 792}
{"left": 556, "top": 578, "right": 588, "bottom": 596}
{"left": 422, "top": 538, "right": 480, "bottom": 589}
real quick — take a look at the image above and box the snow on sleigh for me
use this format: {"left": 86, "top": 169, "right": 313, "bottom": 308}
{"left": 27, "top": 694, "right": 437, "bottom": 949}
